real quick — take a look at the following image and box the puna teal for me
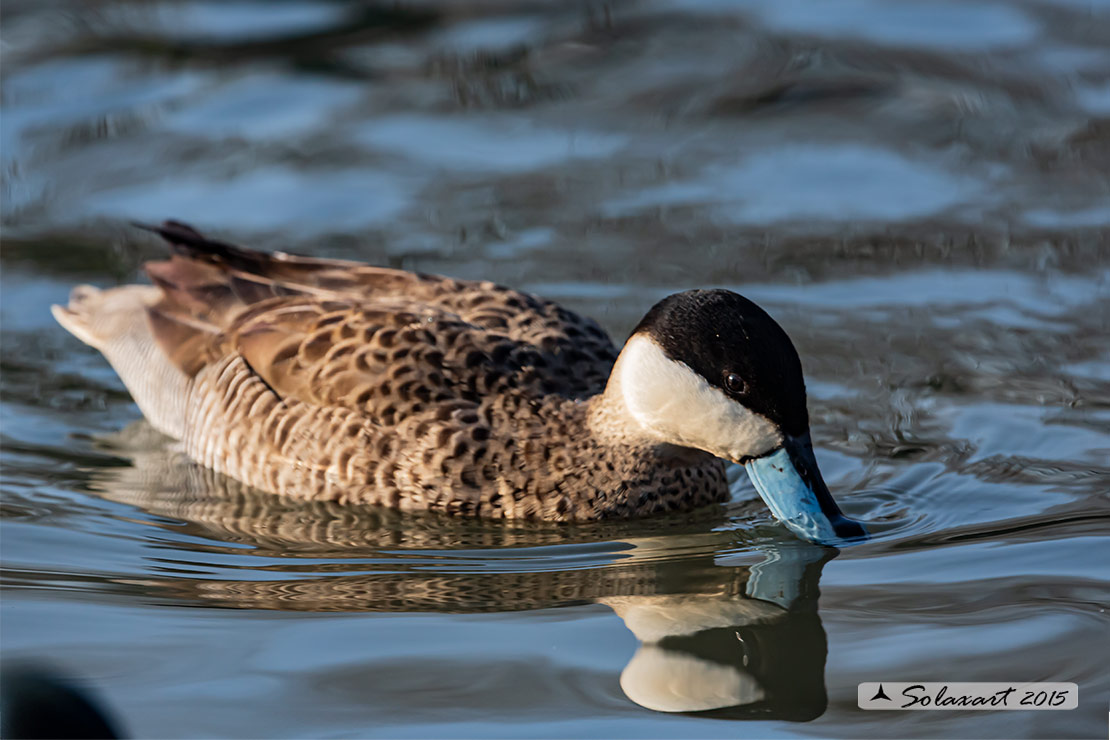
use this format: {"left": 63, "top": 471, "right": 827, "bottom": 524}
{"left": 53, "top": 221, "right": 865, "bottom": 544}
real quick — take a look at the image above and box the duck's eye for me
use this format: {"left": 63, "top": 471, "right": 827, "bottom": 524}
{"left": 724, "top": 372, "right": 747, "bottom": 395}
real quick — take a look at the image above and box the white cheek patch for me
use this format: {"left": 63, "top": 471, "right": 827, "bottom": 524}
{"left": 618, "top": 335, "right": 782, "bottom": 461}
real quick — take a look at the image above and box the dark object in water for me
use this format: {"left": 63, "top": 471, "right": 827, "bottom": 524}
{"left": 0, "top": 665, "right": 124, "bottom": 739}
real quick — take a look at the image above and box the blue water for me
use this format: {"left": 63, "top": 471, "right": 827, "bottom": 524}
{"left": 2, "top": 0, "right": 1109, "bottom": 737}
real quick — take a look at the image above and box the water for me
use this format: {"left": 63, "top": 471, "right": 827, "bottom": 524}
{"left": 2, "top": 0, "right": 1109, "bottom": 737}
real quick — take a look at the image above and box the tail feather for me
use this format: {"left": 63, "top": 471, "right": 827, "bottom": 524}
{"left": 135, "top": 220, "right": 430, "bottom": 299}
{"left": 52, "top": 220, "right": 441, "bottom": 440}
{"left": 50, "top": 285, "right": 111, "bottom": 349}
{"left": 145, "top": 256, "right": 240, "bottom": 319}
{"left": 132, "top": 220, "right": 297, "bottom": 273}
{"left": 52, "top": 285, "right": 188, "bottom": 439}
{"left": 132, "top": 219, "right": 338, "bottom": 280}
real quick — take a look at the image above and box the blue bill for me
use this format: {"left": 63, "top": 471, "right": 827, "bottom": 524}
{"left": 745, "top": 441, "right": 868, "bottom": 545}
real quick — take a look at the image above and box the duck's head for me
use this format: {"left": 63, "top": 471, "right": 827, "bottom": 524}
{"left": 616, "top": 289, "right": 866, "bottom": 545}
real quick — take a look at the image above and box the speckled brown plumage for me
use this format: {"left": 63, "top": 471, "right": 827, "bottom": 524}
{"left": 54, "top": 221, "right": 728, "bottom": 521}
{"left": 82, "top": 427, "right": 747, "bottom": 613}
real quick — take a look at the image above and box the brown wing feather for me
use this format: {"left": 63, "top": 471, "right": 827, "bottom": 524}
{"left": 139, "top": 221, "right": 616, "bottom": 346}
{"left": 138, "top": 220, "right": 619, "bottom": 407}
{"left": 218, "top": 297, "right": 609, "bottom": 429}
{"left": 145, "top": 304, "right": 218, "bottom": 377}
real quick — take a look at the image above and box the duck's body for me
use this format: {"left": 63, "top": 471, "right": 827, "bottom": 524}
{"left": 55, "top": 221, "right": 863, "bottom": 542}
{"left": 55, "top": 222, "right": 726, "bottom": 520}
{"left": 184, "top": 352, "right": 728, "bottom": 520}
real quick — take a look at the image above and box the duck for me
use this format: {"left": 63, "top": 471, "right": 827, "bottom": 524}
{"left": 53, "top": 220, "right": 865, "bottom": 544}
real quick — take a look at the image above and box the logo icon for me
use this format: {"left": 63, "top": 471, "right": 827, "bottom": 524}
{"left": 870, "top": 684, "right": 892, "bottom": 702}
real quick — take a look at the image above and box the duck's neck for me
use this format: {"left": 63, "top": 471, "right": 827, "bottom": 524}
{"left": 588, "top": 351, "right": 650, "bottom": 443}
{"left": 587, "top": 356, "right": 719, "bottom": 481}
{"left": 588, "top": 343, "right": 726, "bottom": 471}
{"left": 587, "top": 396, "right": 646, "bottom": 447}
{"left": 586, "top": 352, "right": 686, "bottom": 450}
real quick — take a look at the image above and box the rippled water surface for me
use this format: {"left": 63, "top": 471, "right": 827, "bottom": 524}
{"left": 2, "top": 1, "right": 1109, "bottom": 737}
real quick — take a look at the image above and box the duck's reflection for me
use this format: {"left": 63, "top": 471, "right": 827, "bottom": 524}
{"left": 605, "top": 544, "right": 830, "bottom": 719}
{"left": 88, "top": 423, "right": 834, "bottom": 720}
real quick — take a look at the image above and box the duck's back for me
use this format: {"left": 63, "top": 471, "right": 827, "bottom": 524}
{"left": 54, "top": 222, "right": 632, "bottom": 519}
